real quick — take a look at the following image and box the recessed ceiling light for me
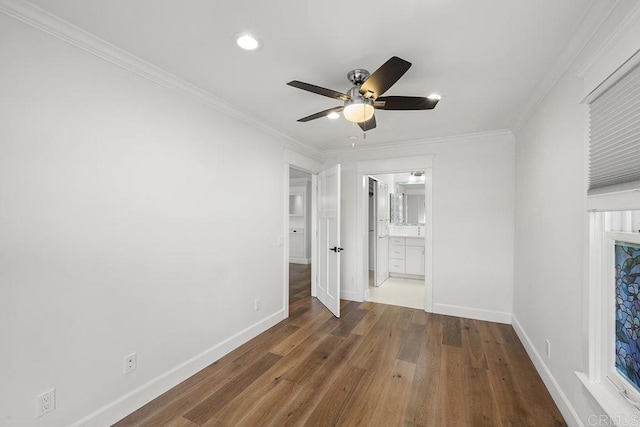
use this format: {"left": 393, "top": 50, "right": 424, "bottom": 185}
{"left": 234, "top": 32, "right": 262, "bottom": 51}
{"left": 427, "top": 93, "right": 441, "bottom": 101}
{"left": 327, "top": 112, "right": 340, "bottom": 120}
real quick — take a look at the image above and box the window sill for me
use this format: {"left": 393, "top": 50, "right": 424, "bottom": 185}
{"left": 576, "top": 371, "right": 640, "bottom": 426}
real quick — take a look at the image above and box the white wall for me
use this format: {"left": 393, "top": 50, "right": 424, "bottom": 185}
{"left": 325, "top": 131, "right": 515, "bottom": 322}
{"left": 0, "top": 14, "right": 289, "bottom": 426}
{"left": 512, "top": 2, "right": 639, "bottom": 424}
{"left": 513, "top": 68, "right": 596, "bottom": 425}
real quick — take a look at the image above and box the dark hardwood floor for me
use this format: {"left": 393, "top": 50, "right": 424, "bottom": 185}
{"left": 114, "top": 264, "right": 566, "bottom": 426}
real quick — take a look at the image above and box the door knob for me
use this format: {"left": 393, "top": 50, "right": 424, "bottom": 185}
{"left": 329, "top": 247, "right": 344, "bottom": 253}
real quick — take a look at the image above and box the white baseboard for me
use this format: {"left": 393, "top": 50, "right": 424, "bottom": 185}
{"left": 71, "top": 309, "right": 287, "bottom": 427}
{"left": 432, "top": 303, "right": 512, "bottom": 324}
{"left": 511, "top": 315, "right": 582, "bottom": 427}
{"left": 289, "top": 257, "right": 310, "bottom": 264}
{"left": 389, "top": 273, "right": 425, "bottom": 280}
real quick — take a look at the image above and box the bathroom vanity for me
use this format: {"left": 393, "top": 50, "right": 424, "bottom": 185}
{"left": 388, "top": 225, "right": 425, "bottom": 279}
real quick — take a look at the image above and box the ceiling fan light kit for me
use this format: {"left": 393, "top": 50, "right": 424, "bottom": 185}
{"left": 343, "top": 101, "right": 374, "bottom": 123}
{"left": 343, "top": 87, "right": 375, "bottom": 123}
{"left": 287, "top": 56, "right": 439, "bottom": 132}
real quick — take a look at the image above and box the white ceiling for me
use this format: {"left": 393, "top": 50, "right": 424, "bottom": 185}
{"left": 27, "top": 0, "right": 596, "bottom": 152}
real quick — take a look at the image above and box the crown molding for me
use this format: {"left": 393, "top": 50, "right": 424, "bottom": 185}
{"left": 322, "top": 129, "right": 514, "bottom": 157}
{"left": 0, "top": 0, "right": 322, "bottom": 159}
{"left": 576, "top": 1, "right": 640, "bottom": 79}
{"left": 510, "top": 0, "right": 621, "bottom": 134}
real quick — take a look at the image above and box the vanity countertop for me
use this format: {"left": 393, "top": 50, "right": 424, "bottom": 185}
{"left": 388, "top": 224, "right": 425, "bottom": 238}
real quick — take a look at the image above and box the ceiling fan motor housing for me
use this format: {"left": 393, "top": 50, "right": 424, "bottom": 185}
{"left": 347, "top": 69, "right": 370, "bottom": 86}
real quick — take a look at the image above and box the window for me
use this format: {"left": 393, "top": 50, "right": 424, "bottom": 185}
{"left": 581, "top": 212, "right": 640, "bottom": 421}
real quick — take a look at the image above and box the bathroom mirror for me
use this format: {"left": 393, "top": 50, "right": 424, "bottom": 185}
{"left": 390, "top": 176, "right": 425, "bottom": 225}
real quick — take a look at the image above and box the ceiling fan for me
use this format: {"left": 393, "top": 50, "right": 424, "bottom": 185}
{"left": 287, "top": 56, "right": 440, "bottom": 131}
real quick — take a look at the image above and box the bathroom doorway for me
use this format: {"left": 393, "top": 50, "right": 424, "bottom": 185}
{"left": 366, "top": 171, "right": 427, "bottom": 309}
{"left": 356, "top": 156, "right": 434, "bottom": 312}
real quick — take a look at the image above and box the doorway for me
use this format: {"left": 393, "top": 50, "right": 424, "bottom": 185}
{"left": 289, "top": 167, "right": 312, "bottom": 265}
{"left": 284, "top": 154, "right": 342, "bottom": 318}
{"left": 288, "top": 167, "right": 312, "bottom": 308}
{"left": 366, "top": 171, "right": 427, "bottom": 310}
{"left": 356, "top": 156, "right": 434, "bottom": 312}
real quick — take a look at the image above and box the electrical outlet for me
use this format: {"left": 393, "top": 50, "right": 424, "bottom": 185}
{"left": 124, "top": 353, "right": 137, "bottom": 374}
{"left": 545, "top": 339, "right": 551, "bottom": 359}
{"left": 254, "top": 298, "right": 261, "bottom": 311}
{"left": 36, "top": 388, "right": 55, "bottom": 417}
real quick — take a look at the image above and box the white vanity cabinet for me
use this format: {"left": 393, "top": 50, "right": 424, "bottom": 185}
{"left": 389, "top": 237, "right": 406, "bottom": 274}
{"left": 389, "top": 236, "right": 425, "bottom": 277}
{"left": 405, "top": 241, "right": 425, "bottom": 276}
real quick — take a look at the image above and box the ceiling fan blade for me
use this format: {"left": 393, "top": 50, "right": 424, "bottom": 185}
{"left": 359, "top": 56, "right": 412, "bottom": 99}
{"left": 297, "top": 106, "right": 344, "bottom": 122}
{"left": 357, "top": 114, "right": 377, "bottom": 131}
{"left": 375, "top": 96, "right": 439, "bottom": 110}
{"left": 287, "top": 81, "right": 349, "bottom": 101}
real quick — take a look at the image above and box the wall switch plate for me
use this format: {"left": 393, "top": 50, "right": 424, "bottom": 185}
{"left": 545, "top": 339, "right": 551, "bottom": 359}
{"left": 36, "top": 388, "right": 55, "bottom": 417}
{"left": 254, "top": 298, "right": 261, "bottom": 311}
{"left": 124, "top": 353, "right": 137, "bottom": 374}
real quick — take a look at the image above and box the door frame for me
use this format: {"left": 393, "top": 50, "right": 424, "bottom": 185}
{"left": 356, "top": 156, "right": 434, "bottom": 311}
{"left": 284, "top": 150, "right": 322, "bottom": 318}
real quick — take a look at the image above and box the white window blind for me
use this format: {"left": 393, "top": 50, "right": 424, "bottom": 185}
{"left": 589, "top": 62, "right": 640, "bottom": 195}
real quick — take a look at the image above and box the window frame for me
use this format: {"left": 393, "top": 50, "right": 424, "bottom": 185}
{"left": 579, "top": 213, "right": 640, "bottom": 423}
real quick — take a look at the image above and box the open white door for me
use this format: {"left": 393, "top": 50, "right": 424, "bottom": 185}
{"left": 316, "top": 164, "right": 341, "bottom": 318}
{"left": 375, "top": 180, "right": 389, "bottom": 286}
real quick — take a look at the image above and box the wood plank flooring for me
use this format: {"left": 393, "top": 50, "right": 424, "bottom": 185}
{"left": 114, "top": 264, "right": 566, "bottom": 426}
